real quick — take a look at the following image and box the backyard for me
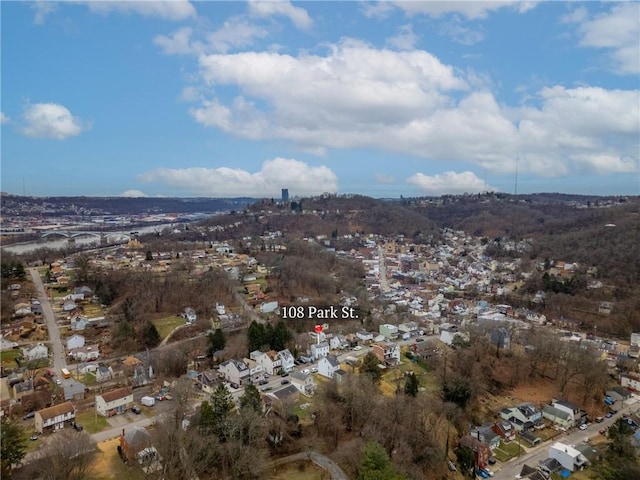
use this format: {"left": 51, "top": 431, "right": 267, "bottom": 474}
{"left": 75, "top": 410, "right": 109, "bottom": 434}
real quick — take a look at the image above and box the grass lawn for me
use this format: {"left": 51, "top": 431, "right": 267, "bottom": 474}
{"left": 269, "top": 460, "right": 330, "bottom": 480}
{"left": 151, "top": 315, "right": 185, "bottom": 339}
{"left": 92, "top": 438, "right": 147, "bottom": 480}
{"left": 75, "top": 411, "right": 109, "bottom": 434}
{"left": 80, "top": 374, "right": 97, "bottom": 386}
{"left": 1, "top": 349, "right": 22, "bottom": 368}
{"left": 500, "top": 441, "right": 524, "bottom": 457}
{"left": 83, "top": 304, "right": 104, "bottom": 318}
{"left": 380, "top": 356, "right": 440, "bottom": 397}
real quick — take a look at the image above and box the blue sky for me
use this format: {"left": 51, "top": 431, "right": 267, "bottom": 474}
{"left": 1, "top": 1, "right": 639, "bottom": 198}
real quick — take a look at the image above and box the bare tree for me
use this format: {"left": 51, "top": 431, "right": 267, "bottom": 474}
{"left": 31, "top": 430, "right": 95, "bottom": 480}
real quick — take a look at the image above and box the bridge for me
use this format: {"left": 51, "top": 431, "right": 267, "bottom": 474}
{"left": 40, "top": 230, "right": 134, "bottom": 245}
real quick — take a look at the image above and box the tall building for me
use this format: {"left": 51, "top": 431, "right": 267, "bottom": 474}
{"left": 281, "top": 188, "right": 289, "bottom": 203}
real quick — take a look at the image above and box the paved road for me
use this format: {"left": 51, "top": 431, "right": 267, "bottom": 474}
{"left": 29, "top": 268, "right": 69, "bottom": 381}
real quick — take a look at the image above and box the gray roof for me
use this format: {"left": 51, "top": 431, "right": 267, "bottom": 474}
{"left": 325, "top": 355, "right": 340, "bottom": 367}
{"left": 291, "top": 371, "right": 308, "bottom": 382}
{"left": 124, "top": 426, "right": 151, "bottom": 446}
{"left": 543, "top": 405, "right": 572, "bottom": 421}
{"left": 271, "top": 384, "right": 299, "bottom": 400}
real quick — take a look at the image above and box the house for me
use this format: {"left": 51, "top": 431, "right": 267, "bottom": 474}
{"left": 73, "top": 286, "right": 93, "bottom": 298}
{"left": 379, "top": 324, "right": 399, "bottom": 339}
{"left": 371, "top": 342, "right": 400, "bottom": 366}
{"left": 492, "top": 420, "right": 516, "bottom": 442}
{"left": 252, "top": 350, "right": 282, "bottom": 376}
{"left": 183, "top": 307, "right": 197, "bottom": 324}
{"left": 63, "top": 380, "right": 86, "bottom": 401}
{"left": 218, "top": 359, "right": 250, "bottom": 385}
{"left": 470, "top": 424, "right": 501, "bottom": 451}
{"left": 356, "top": 331, "right": 374, "bottom": 343}
{"left": 0, "top": 335, "right": 18, "bottom": 351}
{"left": 318, "top": 355, "right": 340, "bottom": 379}
{"left": 120, "top": 426, "right": 152, "bottom": 462}
{"left": 264, "top": 384, "right": 299, "bottom": 416}
{"left": 500, "top": 403, "right": 543, "bottom": 431}
{"left": 66, "top": 334, "right": 85, "bottom": 351}
{"left": 542, "top": 405, "right": 573, "bottom": 430}
{"left": 242, "top": 358, "right": 265, "bottom": 382}
{"left": 195, "top": 370, "right": 218, "bottom": 395}
{"left": 621, "top": 372, "right": 640, "bottom": 391}
{"left": 310, "top": 342, "right": 329, "bottom": 362}
{"left": 96, "top": 387, "right": 134, "bottom": 417}
{"left": 131, "top": 364, "right": 152, "bottom": 387}
{"left": 549, "top": 442, "right": 588, "bottom": 472}
{"left": 35, "top": 401, "right": 75, "bottom": 434}
{"left": 68, "top": 344, "right": 99, "bottom": 362}
{"left": 459, "top": 435, "right": 491, "bottom": 467}
{"left": 95, "top": 364, "right": 114, "bottom": 383}
{"left": 290, "top": 371, "right": 314, "bottom": 396}
{"left": 70, "top": 316, "right": 88, "bottom": 331}
{"left": 329, "top": 334, "right": 349, "bottom": 350}
{"left": 62, "top": 300, "right": 77, "bottom": 312}
{"left": 278, "top": 349, "right": 295, "bottom": 373}
{"left": 22, "top": 343, "right": 48, "bottom": 362}
{"left": 551, "top": 399, "right": 585, "bottom": 426}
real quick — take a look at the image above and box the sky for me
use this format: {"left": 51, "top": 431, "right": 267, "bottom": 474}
{"left": 1, "top": 1, "right": 639, "bottom": 198}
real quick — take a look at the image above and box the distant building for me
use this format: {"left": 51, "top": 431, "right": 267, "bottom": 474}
{"left": 281, "top": 188, "right": 289, "bottom": 203}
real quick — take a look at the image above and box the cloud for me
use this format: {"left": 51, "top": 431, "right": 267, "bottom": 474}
{"left": 21, "top": 102, "right": 89, "bottom": 139}
{"left": 207, "top": 17, "right": 270, "bottom": 53}
{"left": 248, "top": 0, "right": 313, "bottom": 30}
{"left": 0, "top": 112, "right": 10, "bottom": 124}
{"left": 154, "top": 27, "right": 201, "bottom": 56}
{"left": 390, "top": 1, "right": 536, "bottom": 20}
{"left": 185, "top": 41, "right": 637, "bottom": 179}
{"left": 375, "top": 174, "right": 397, "bottom": 184}
{"left": 407, "top": 171, "right": 494, "bottom": 195}
{"left": 138, "top": 158, "right": 338, "bottom": 197}
{"left": 438, "top": 17, "right": 484, "bottom": 45}
{"left": 121, "top": 190, "right": 148, "bottom": 198}
{"left": 82, "top": 0, "right": 196, "bottom": 21}
{"left": 32, "top": 1, "right": 57, "bottom": 25}
{"left": 386, "top": 24, "right": 419, "bottom": 50}
{"left": 566, "top": 3, "right": 640, "bottom": 75}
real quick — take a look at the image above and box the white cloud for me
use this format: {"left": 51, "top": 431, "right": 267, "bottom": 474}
{"left": 185, "top": 42, "right": 637, "bottom": 179}
{"left": 207, "top": 17, "right": 270, "bottom": 54}
{"left": 375, "top": 174, "right": 397, "bottom": 184}
{"left": 248, "top": 0, "right": 313, "bottom": 30}
{"left": 569, "top": 3, "right": 640, "bottom": 75}
{"left": 154, "top": 27, "right": 201, "bottom": 56}
{"left": 121, "top": 190, "right": 148, "bottom": 197}
{"left": 32, "top": 1, "right": 57, "bottom": 24}
{"left": 407, "top": 171, "right": 494, "bottom": 195}
{"left": 21, "top": 102, "right": 89, "bottom": 139}
{"left": 391, "top": 1, "right": 536, "bottom": 20}
{"left": 438, "top": 17, "right": 484, "bottom": 45}
{"left": 0, "top": 112, "right": 10, "bottom": 124}
{"left": 82, "top": 0, "right": 196, "bottom": 21}
{"left": 386, "top": 24, "right": 419, "bottom": 50}
{"left": 138, "top": 158, "right": 338, "bottom": 197}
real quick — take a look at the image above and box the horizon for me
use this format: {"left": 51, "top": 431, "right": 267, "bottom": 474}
{"left": 2, "top": 1, "right": 639, "bottom": 198}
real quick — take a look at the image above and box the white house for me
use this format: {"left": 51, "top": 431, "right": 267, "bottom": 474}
{"left": 551, "top": 400, "right": 583, "bottom": 427}
{"left": 218, "top": 359, "right": 250, "bottom": 385}
{"left": 252, "top": 350, "right": 282, "bottom": 375}
{"left": 549, "top": 442, "right": 588, "bottom": 472}
{"left": 68, "top": 344, "right": 99, "bottom": 362}
{"left": 183, "top": 307, "right": 197, "bottom": 324}
{"left": 290, "top": 371, "right": 314, "bottom": 396}
{"left": 242, "top": 358, "right": 265, "bottom": 382}
{"left": 96, "top": 387, "right": 134, "bottom": 417}
{"left": 310, "top": 342, "right": 330, "bottom": 362}
{"left": 22, "top": 343, "right": 48, "bottom": 362}
{"left": 0, "top": 335, "right": 18, "bottom": 351}
{"left": 371, "top": 342, "right": 401, "bottom": 365}
{"left": 35, "top": 401, "right": 75, "bottom": 434}
{"left": 278, "top": 349, "right": 295, "bottom": 373}
{"left": 356, "top": 331, "right": 374, "bottom": 343}
{"left": 621, "top": 372, "right": 640, "bottom": 391}
{"left": 318, "top": 355, "right": 340, "bottom": 379}
{"left": 66, "top": 334, "right": 85, "bottom": 351}
{"left": 329, "top": 334, "right": 349, "bottom": 350}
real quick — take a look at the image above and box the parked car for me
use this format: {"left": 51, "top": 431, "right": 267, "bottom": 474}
{"left": 281, "top": 379, "right": 290, "bottom": 385}
{"left": 131, "top": 406, "right": 141, "bottom": 414}
{"left": 609, "top": 408, "right": 618, "bottom": 415}
{"left": 310, "top": 367, "right": 318, "bottom": 373}
{"left": 579, "top": 424, "right": 588, "bottom": 431}
{"left": 595, "top": 416, "right": 604, "bottom": 423}
{"left": 261, "top": 386, "right": 272, "bottom": 392}
{"left": 481, "top": 467, "right": 494, "bottom": 477}
{"left": 477, "top": 468, "right": 489, "bottom": 478}
{"left": 415, "top": 337, "right": 425, "bottom": 342}
{"left": 599, "top": 428, "right": 607, "bottom": 435}
{"left": 72, "top": 422, "right": 83, "bottom": 431}
{"left": 605, "top": 412, "right": 613, "bottom": 418}
{"left": 56, "top": 379, "right": 62, "bottom": 385}
{"left": 353, "top": 346, "right": 362, "bottom": 351}
{"left": 258, "top": 379, "right": 268, "bottom": 385}
{"left": 23, "top": 412, "right": 35, "bottom": 420}
{"left": 230, "top": 382, "right": 239, "bottom": 389}
{"left": 302, "top": 369, "right": 310, "bottom": 374}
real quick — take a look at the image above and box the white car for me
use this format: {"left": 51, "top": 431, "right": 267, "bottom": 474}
{"left": 302, "top": 369, "right": 310, "bottom": 374}
{"left": 353, "top": 346, "right": 362, "bottom": 351}
{"left": 579, "top": 424, "right": 588, "bottom": 431}
{"left": 56, "top": 379, "right": 62, "bottom": 385}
